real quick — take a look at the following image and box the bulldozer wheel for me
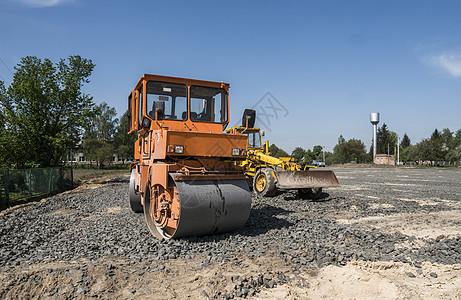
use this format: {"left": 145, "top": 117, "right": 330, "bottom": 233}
{"left": 129, "top": 168, "right": 143, "bottom": 213}
{"left": 298, "top": 187, "right": 323, "bottom": 200}
{"left": 253, "top": 168, "right": 277, "bottom": 197}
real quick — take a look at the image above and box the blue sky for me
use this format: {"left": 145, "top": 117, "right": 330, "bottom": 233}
{"left": 1, "top": 0, "right": 461, "bottom": 153}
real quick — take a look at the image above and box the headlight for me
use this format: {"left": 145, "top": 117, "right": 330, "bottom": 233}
{"left": 232, "top": 148, "right": 240, "bottom": 156}
{"left": 174, "top": 145, "right": 184, "bottom": 154}
{"left": 241, "top": 149, "right": 247, "bottom": 156}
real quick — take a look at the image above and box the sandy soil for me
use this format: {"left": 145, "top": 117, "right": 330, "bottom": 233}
{"left": 2, "top": 256, "right": 460, "bottom": 299}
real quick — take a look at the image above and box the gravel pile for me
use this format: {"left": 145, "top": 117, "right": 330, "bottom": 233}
{"left": 1, "top": 167, "right": 460, "bottom": 298}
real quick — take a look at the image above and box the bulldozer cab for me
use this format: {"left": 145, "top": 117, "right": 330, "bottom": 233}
{"left": 243, "top": 128, "right": 262, "bottom": 150}
{"left": 226, "top": 126, "right": 263, "bottom": 150}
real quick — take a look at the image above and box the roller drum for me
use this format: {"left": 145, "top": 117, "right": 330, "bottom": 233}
{"left": 173, "top": 177, "right": 251, "bottom": 238}
{"left": 145, "top": 173, "right": 252, "bottom": 239}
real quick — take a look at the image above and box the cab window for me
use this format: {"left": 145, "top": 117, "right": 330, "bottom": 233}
{"left": 190, "top": 86, "right": 227, "bottom": 123}
{"left": 138, "top": 85, "right": 143, "bottom": 127}
{"left": 247, "top": 131, "right": 261, "bottom": 148}
{"left": 146, "top": 81, "right": 187, "bottom": 120}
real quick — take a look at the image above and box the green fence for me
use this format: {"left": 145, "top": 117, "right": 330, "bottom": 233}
{"left": 0, "top": 168, "right": 73, "bottom": 209}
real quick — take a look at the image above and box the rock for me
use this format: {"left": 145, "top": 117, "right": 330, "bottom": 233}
{"left": 406, "top": 272, "right": 416, "bottom": 278}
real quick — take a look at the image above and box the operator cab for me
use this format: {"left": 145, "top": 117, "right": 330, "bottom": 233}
{"left": 226, "top": 127, "right": 263, "bottom": 150}
{"left": 128, "top": 74, "right": 230, "bottom": 134}
{"left": 243, "top": 129, "right": 262, "bottom": 149}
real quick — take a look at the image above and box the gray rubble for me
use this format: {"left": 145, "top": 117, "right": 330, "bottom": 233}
{"left": 1, "top": 167, "right": 460, "bottom": 298}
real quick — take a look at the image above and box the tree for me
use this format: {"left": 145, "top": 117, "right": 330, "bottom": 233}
{"left": 333, "top": 136, "right": 367, "bottom": 164}
{"left": 82, "top": 139, "right": 114, "bottom": 168}
{"left": 452, "top": 129, "right": 461, "bottom": 149}
{"left": 0, "top": 55, "right": 95, "bottom": 168}
{"left": 376, "top": 123, "right": 391, "bottom": 154}
{"left": 312, "top": 145, "right": 323, "bottom": 160}
{"left": 427, "top": 128, "right": 446, "bottom": 160}
{"left": 291, "top": 147, "right": 306, "bottom": 162}
{"left": 400, "top": 145, "right": 417, "bottom": 162}
{"left": 268, "top": 144, "right": 289, "bottom": 158}
{"left": 376, "top": 123, "right": 398, "bottom": 155}
{"left": 447, "top": 145, "right": 461, "bottom": 162}
{"left": 114, "top": 110, "right": 136, "bottom": 163}
{"left": 440, "top": 128, "right": 453, "bottom": 152}
{"left": 400, "top": 133, "right": 411, "bottom": 149}
{"left": 338, "top": 135, "right": 345, "bottom": 144}
{"left": 0, "top": 95, "right": 7, "bottom": 168}
{"left": 84, "top": 102, "right": 118, "bottom": 142}
{"left": 430, "top": 129, "right": 441, "bottom": 141}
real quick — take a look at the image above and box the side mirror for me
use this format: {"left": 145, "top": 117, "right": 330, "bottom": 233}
{"left": 260, "top": 130, "right": 265, "bottom": 137}
{"left": 241, "top": 109, "right": 256, "bottom": 128}
{"left": 141, "top": 116, "right": 151, "bottom": 130}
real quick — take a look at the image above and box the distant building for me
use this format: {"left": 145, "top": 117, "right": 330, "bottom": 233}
{"left": 374, "top": 154, "right": 395, "bottom": 165}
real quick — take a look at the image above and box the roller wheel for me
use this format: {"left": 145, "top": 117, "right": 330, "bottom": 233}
{"left": 298, "top": 187, "right": 323, "bottom": 199}
{"left": 143, "top": 182, "right": 172, "bottom": 239}
{"left": 143, "top": 174, "right": 252, "bottom": 240}
{"left": 253, "top": 168, "right": 277, "bottom": 197}
{"left": 129, "top": 168, "right": 143, "bottom": 212}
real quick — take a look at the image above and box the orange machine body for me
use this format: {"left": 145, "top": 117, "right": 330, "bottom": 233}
{"left": 128, "top": 74, "right": 251, "bottom": 239}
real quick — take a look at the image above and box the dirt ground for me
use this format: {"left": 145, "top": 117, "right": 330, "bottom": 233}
{"left": 2, "top": 255, "right": 460, "bottom": 299}
{"left": 1, "top": 167, "right": 461, "bottom": 299}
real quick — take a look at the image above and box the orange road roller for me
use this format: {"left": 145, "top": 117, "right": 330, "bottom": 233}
{"left": 127, "top": 74, "right": 251, "bottom": 239}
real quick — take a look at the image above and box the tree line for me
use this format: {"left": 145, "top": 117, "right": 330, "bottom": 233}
{"left": 0, "top": 55, "right": 134, "bottom": 169}
{"left": 268, "top": 123, "right": 461, "bottom": 165}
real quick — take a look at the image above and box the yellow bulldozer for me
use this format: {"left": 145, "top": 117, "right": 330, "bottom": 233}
{"left": 226, "top": 109, "right": 339, "bottom": 199}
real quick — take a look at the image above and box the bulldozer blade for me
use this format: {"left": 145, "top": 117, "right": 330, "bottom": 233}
{"left": 275, "top": 170, "right": 340, "bottom": 189}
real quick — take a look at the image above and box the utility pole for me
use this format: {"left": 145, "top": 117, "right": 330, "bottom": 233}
{"left": 387, "top": 143, "right": 390, "bottom": 166}
{"left": 397, "top": 136, "right": 400, "bottom": 166}
{"left": 323, "top": 146, "right": 325, "bottom": 163}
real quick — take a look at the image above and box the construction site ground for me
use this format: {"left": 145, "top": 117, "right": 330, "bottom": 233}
{"left": 1, "top": 166, "right": 460, "bottom": 299}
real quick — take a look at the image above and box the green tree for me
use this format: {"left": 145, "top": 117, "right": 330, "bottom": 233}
{"left": 291, "top": 146, "right": 306, "bottom": 162}
{"left": 82, "top": 139, "right": 114, "bottom": 168}
{"left": 312, "top": 145, "right": 323, "bottom": 160}
{"left": 0, "top": 96, "right": 7, "bottom": 168}
{"left": 430, "top": 129, "right": 441, "bottom": 141}
{"left": 429, "top": 129, "right": 446, "bottom": 160}
{"left": 440, "top": 128, "right": 453, "bottom": 152}
{"left": 0, "top": 55, "right": 95, "bottom": 168}
{"left": 400, "top": 133, "right": 411, "bottom": 149}
{"left": 114, "top": 110, "right": 136, "bottom": 162}
{"left": 400, "top": 145, "right": 417, "bottom": 162}
{"left": 447, "top": 145, "right": 461, "bottom": 162}
{"left": 377, "top": 123, "right": 396, "bottom": 155}
{"left": 452, "top": 129, "right": 461, "bottom": 149}
{"left": 324, "top": 151, "right": 334, "bottom": 165}
{"left": 84, "top": 102, "right": 118, "bottom": 142}
{"left": 333, "top": 137, "right": 366, "bottom": 163}
{"left": 268, "top": 144, "right": 289, "bottom": 158}
{"left": 338, "top": 135, "right": 345, "bottom": 144}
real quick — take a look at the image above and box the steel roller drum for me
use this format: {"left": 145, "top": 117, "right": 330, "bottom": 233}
{"left": 169, "top": 174, "right": 252, "bottom": 238}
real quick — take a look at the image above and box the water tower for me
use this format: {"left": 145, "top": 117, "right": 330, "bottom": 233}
{"left": 370, "top": 112, "right": 380, "bottom": 161}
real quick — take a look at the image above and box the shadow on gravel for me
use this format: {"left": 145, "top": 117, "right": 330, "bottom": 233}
{"left": 240, "top": 205, "right": 294, "bottom": 237}
{"left": 184, "top": 205, "right": 294, "bottom": 243}
{"left": 282, "top": 192, "right": 333, "bottom": 202}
